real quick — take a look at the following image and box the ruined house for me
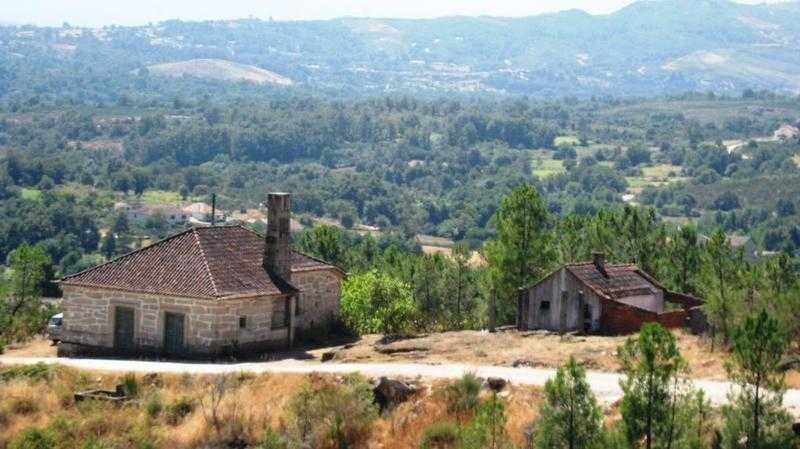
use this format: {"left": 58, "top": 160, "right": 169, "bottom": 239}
{"left": 517, "top": 253, "right": 702, "bottom": 335}
{"left": 59, "top": 193, "right": 343, "bottom": 358}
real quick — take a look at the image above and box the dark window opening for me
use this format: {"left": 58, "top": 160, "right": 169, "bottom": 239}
{"left": 271, "top": 298, "right": 290, "bottom": 329}
{"left": 583, "top": 304, "right": 592, "bottom": 320}
{"left": 540, "top": 301, "right": 550, "bottom": 310}
{"left": 239, "top": 316, "right": 247, "bottom": 329}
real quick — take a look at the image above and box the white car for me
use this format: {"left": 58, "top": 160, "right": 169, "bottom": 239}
{"left": 47, "top": 313, "right": 63, "bottom": 344}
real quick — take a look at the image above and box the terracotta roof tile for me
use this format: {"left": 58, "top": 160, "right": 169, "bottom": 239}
{"left": 566, "top": 262, "right": 659, "bottom": 300}
{"left": 61, "top": 225, "right": 338, "bottom": 299}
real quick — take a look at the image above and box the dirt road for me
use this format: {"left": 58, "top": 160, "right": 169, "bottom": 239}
{"left": 3, "top": 355, "right": 800, "bottom": 416}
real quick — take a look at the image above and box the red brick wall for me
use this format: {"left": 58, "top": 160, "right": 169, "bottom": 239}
{"left": 599, "top": 299, "right": 688, "bottom": 335}
{"left": 655, "top": 310, "right": 689, "bottom": 329}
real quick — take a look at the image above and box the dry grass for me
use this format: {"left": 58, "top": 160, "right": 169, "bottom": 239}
{"left": 3, "top": 336, "right": 57, "bottom": 357}
{"left": 319, "top": 329, "right": 799, "bottom": 386}
{"left": 0, "top": 365, "right": 551, "bottom": 449}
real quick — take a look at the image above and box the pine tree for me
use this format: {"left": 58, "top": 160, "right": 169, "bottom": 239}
{"left": 535, "top": 357, "right": 602, "bottom": 449}
{"left": 722, "top": 310, "right": 793, "bottom": 449}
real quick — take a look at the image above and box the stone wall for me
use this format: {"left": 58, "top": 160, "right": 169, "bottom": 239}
{"left": 292, "top": 269, "right": 342, "bottom": 330}
{"left": 60, "top": 285, "right": 290, "bottom": 356}
{"left": 519, "top": 268, "right": 601, "bottom": 332}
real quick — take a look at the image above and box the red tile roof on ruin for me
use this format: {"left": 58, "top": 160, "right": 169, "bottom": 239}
{"left": 565, "top": 262, "right": 660, "bottom": 300}
{"left": 60, "top": 225, "right": 341, "bottom": 299}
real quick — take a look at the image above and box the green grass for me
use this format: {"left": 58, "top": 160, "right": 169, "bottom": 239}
{"left": 141, "top": 190, "right": 182, "bottom": 205}
{"left": 641, "top": 164, "right": 680, "bottom": 178}
{"left": 531, "top": 159, "right": 565, "bottom": 178}
{"left": 19, "top": 188, "right": 42, "bottom": 201}
{"left": 554, "top": 135, "right": 580, "bottom": 146}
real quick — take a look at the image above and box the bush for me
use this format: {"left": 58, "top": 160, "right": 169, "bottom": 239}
{"left": 10, "top": 396, "right": 39, "bottom": 415}
{"left": 121, "top": 372, "right": 139, "bottom": 397}
{"left": 420, "top": 422, "right": 461, "bottom": 449}
{"left": 288, "top": 374, "right": 378, "bottom": 448}
{"left": 0, "top": 362, "right": 52, "bottom": 382}
{"left": 256, "top": 430, "right": 288, "bottom": 449}
{"left": 9, "top": 428, "right": 56, "bottom": 449}
{"left": 340, "top": 269, "right": 417, "bottom": 336}
{"left": 144, "top": 395, "right": 163, "bottom": 418}
{"left": 165, "top": 397, "right": 195, "bottom": 425}
{"left": 444, "top": 373, "right": 481, "bottom": 419}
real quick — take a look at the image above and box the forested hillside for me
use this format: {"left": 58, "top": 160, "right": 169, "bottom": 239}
{"left": 3, "top": 0, "right": 800, "bottom": 101}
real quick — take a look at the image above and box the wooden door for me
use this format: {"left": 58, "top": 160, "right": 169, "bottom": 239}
{"left": 163, "top": 312, "right": 185, "bottom": 356}
{"left": 114, "top": 306, "right": 135, "bottom": 352}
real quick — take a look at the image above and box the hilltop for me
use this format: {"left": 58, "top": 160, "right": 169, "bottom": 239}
{"left": 3, "top": 0, "right": 800, "bottom": 100}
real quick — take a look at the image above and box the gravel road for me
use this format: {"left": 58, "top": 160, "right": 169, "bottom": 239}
{"left": 3, "top": 355, "right": 800, "bottom": 416}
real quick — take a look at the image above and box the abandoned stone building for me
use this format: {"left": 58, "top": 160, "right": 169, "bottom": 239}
{"left": 59, "top": 193, "right": 344, "bottom": 358}
{"left": 517, "top": 253, "right": 702, "bottom": 335}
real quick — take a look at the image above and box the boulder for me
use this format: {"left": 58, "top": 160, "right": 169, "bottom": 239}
{"left": 373, "top": 377, "right": 416, "bottom": 411}
{"left": 321, "top": 351, "right": 336, "bottom": 362}
{"left": 486, "top": 377, "right": 508, "bottom": 391}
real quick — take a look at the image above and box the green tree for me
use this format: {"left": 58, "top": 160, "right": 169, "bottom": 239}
{"left": 5, "top": 242, "right": 51, "bottom": 316}
{"left": 297, "top": 225, "right": 345, "bottom": 267}
{"left": 464, "top": 392, "right": 510, "bottom": 449}
{"left": 101, "top": 232, "right": 117, "bottom": 259}
{"left": 667, "top": 226, "right": 700, "bottom": 295}
{"left": 486, "top": 184, "right": 553, "bottom": 323}
{"left": 535, "top": 357, "right": 602, "bottom": 449}
{"left": 340, "top": 269, "right": 417, "bottom": 336}
{"left": 701, "top": 229, "right": 741, "bottom": 344}
{"left": 722, "top": 310, "right": 793, "bottom": 449}
{"left": 618, "top": 323, "right": 686, "bottom": 449}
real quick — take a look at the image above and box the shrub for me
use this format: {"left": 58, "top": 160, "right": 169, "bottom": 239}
{"left": 9, "top": 428, "right": 56, "bottom": 449}
{"left": 165, "top": 397, "right": 195, "bottom": 425}
{"left": 144, "top": 395, "right": 163, "bottom": 418}
{"left": 256, "top": 430, "right": 288, "bottom": 449}
{"left": 444, "top": 372, "right": 481, "bottom": 419}
{"left": 288, "top": 374, "right": 378, "bottom": 448}
{"left": 10, "top": 396, "right": 39, "bottom": 415}
{"left": 122, "top": 372, "right": 139, "bottom": 397}
{"left": 340, "top": 269, "right": 417, "bottom": 336}
{"left": 420, "top": 422, "right": 461, "bottom": 449}
{"left": 81, "top": 436, "right": 111, "bottom": 449}
{"left": 0, "top": 362, "right": 52, "bottom": 382}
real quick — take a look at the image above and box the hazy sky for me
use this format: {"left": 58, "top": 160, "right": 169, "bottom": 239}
{"left": 0, "top": 0, "right": 788, "bottom": 27}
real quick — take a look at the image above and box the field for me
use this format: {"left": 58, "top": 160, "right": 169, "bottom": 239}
{"left": 0, "top": 364, "right": 543, "bottom": 449}
{"left": 531, "top": 158, "right": 565, "bottom": 178}
{"left": 147, "top": 59, "right": 294, "bottom": 86}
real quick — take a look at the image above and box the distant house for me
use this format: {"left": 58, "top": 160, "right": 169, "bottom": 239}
{"left": 182, "top": 202, "right": 225, "bottom": 223}
{"left": 59, "top": 193, "right": 343, "bottom": 358}
{"left": 698, "top": 233, "right": 756, "bottom": 260}
{"left": 517, "top": 253, "right": 702, "bottom": 335}
{"left": 774, "top": 124, "right": 800, "bottom": 140}
{"left": 114, "top": 201, "right": 187, "bottom": 225}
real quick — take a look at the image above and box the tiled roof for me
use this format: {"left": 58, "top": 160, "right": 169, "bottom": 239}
{"left": 565, "top": 262, "right": 660, "bottom": 300}
{"left": 61, "top": 225, "right": 339, "bottom": 299}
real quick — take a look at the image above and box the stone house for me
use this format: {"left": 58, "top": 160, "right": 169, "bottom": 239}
{"left": 517, "top": 253, "right": 702, "bottom": 335}
{"left": 59, "top": 193, "right": 344, "bottom": 358}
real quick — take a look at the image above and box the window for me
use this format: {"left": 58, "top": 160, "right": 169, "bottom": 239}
{"left": 239, "top": 316, "right": 247, "bottom": 329}
{"left": 295, "top": 294, "right": 302, "bottom": 316}
{"left": 583, "top": 304, "right": 592, "bottom": 320}
{"left": 271, "top": 298, "right": 290, "bottom": 329}
{"left": 539, "top": 301, "right": 550, "bottom": 310}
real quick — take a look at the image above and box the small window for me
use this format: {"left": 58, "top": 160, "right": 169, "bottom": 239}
{"left": 583, "top": 304, "right": 592, "bottom": 320}
{"left": 540, "top": 301, "right": 550, "bottom": 311}
{"left": 239, "top": 316, "right": 247, "bottom": 329}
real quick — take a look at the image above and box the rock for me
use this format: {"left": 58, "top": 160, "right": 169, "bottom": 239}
{"left": 373, "top": 377, "right": 416, "bottom": 411}
{"left": 142, "top": 373, "right": 161, "bottom": 386}
{"left": 321, "top": 351, "right": 336, "bottom": 362}
{"left": 512, "top": 359, "right": 532, "bottom": 368}
{"left": 486, "top": 377, "right": 507, "bottom": 391}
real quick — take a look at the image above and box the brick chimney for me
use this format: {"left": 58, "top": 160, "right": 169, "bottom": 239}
{"left": 592, "top": 251, "right": 607, "bottom": 277}
{"left": 263, "top": 192, "right": 292, "bottom": 281}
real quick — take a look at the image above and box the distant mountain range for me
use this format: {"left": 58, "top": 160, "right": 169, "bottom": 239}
{"left": 2, "top": 0, "right": 800, "bottom": 99}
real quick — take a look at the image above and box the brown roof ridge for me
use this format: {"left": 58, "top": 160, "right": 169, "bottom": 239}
{"left": 192, "top": 228, "right": 220, "bottom": 297}
{"left": 565, "top": 261, "right": 637, "bottom": 268}
{"left": 60, "top": 227, "right": 199, "bottom": 283}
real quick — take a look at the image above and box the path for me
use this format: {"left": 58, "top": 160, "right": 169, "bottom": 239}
{"left": 3, "top": 356, "right": 800, "bottom": 416}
